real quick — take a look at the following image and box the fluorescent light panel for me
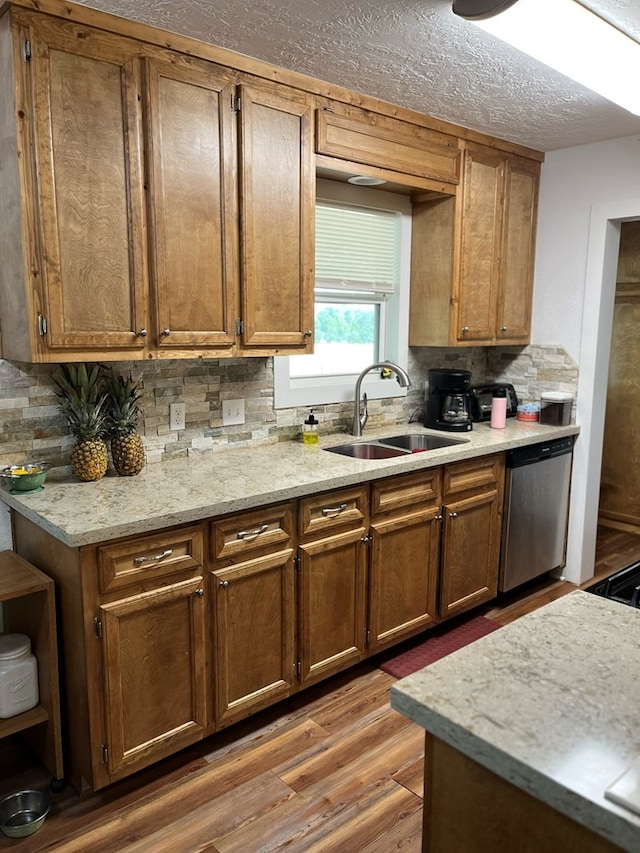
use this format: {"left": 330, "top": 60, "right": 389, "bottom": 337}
{"left": 469, "top": 0, "right": 640, "bottom": 116}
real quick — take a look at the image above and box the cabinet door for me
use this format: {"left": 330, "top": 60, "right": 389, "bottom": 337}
{"left": 99, "top": 576, "right": 207, "bottom": 781}
{"left": 238, "top": 82, "right": 314, "bottom": 352}
{"left": 298, "top": 527, "right": 368, "bottom": 686}
{"left": 497, "top": 155, "right": 539, "bottom": 343}
{"left": 440, "top": 489, "right": 501, "bottom": 618}
{"left": 456, "top": 144, "right": 503, "bottom": 344}
{"left": 212, "top": 550, "right": 296, "bottom": 726}
{"left": 28, "top": 15, "right": 148, "bottom": 354}
{"left": 146, "top": 57, "right": 238, "bottom": 352}
{"left": 369, "top": 509, "right": 440, "bottom": 651}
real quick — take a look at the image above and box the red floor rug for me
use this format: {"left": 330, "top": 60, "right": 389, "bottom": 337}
{"left": 377, "top": 615, "right": 502, "bottom": 679}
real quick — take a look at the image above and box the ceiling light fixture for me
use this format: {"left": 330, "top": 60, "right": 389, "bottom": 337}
{"left": 452, "top": 0, "right": 640, "bottom": 116}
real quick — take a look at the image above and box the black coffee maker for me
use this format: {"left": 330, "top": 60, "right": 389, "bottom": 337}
{"left": 425, "top": 368, "right": 473, "bottom": 432}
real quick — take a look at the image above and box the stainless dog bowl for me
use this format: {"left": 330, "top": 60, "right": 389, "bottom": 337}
{"left": 0, "top": 789, "right": 51, "bottom": 838}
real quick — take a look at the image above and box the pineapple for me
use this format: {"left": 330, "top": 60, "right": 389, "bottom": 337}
{"left": 51, "top": 363, "right": 109, "bottom": 482}
{"left": 104, "top": 369, "right": 145, "bottom": 477}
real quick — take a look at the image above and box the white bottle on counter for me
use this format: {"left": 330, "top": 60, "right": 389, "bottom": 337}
{"left": 0, "top": 633, "right": 39, "bottom": 719}
{"left": 490, "top": 388, "right": 507, "bottom": 429}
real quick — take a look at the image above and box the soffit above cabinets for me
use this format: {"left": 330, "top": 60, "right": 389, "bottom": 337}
{"left": 70, "top": 0, "right": 640, "bottom": 152}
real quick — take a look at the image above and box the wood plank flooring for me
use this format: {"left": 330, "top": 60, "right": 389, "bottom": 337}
{"left": 3, "top": 526, "right": 640, "bottom": 853}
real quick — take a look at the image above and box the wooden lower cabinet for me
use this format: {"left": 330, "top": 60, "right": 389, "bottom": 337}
{"left": 439, "top": 455, "right": 505, "bottom": 618}
{"left": 98, "top": 575, "right": 207, "bottom": 780}
{"left": 368, "top": 470, "right": 442, "bottom": 651}
{"left": 297, "top": 486, "right": 369, "bottom": 686}
{"left": 210, "top": 503, "right": 296, "bottom": 726}
{"left": 9, "top": 452, "right": 506, "bottom": 792}
{"left": 211, "top": 552, "right": 296, "bottom": 726}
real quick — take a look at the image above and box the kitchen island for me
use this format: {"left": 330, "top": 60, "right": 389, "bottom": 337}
{"left": 392, "top": 591, "right": 640, "bottom": 852}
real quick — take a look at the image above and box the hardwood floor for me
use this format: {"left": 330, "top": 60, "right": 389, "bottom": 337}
{"left": 3, "top": 526, "right": 640, "bottom": 853}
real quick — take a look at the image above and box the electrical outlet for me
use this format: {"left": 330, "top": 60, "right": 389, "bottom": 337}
{"left": 222, "top": 399, "right": 245, "bottom": 426}
{"left": 170, "top": 402, "right": 186, "bottom": 431}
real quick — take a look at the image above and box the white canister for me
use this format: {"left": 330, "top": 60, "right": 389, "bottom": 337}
{"left": 0, "top": 633, "right": 39, "bottom": 719}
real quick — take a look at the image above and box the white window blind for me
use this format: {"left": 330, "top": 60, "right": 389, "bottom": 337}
{"left": 315, "top": 201, "right": 400, "bottom": 293}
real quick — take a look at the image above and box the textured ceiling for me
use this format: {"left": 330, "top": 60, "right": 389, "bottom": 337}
{"left": 74, "top": 0, "right": 640, "bottom": 152}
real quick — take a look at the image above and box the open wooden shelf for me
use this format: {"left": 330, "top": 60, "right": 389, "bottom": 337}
{"left": 0, "top": 551, "right": 64, "bottom": 781}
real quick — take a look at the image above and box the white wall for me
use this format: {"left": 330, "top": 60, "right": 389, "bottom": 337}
{"left": 532, "top": 134, "right": 640, "bottom": 583}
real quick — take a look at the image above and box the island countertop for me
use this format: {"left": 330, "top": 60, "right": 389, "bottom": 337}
{"left": 391, "top": 591, "right": 640, "bottom": 851}
{"left": 0, "top": 420, "right": 578, "bottom": 547}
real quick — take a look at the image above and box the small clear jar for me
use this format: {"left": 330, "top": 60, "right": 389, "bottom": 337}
{"left": 0, "top": 633, "right": 39, "bottom": 719}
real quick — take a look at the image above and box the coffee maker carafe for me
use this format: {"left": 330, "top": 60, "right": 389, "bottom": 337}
{"left": 425, "top": 368, "right": 473, "bottom": 432}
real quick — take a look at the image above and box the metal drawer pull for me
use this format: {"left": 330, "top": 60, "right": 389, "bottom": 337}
{"left": 237, "top": 523, "right": 268, "bottom": 540}
{"left": 449, "top": 512, "right": 458, "bottom": 519}
{"left": 133, "top": 549, "right": 173, "bottom": 564}
{"left": 322, "top": 503, "right": 348, "bottom": 517}
{"left": 220, "top": 580, "right": 229, "bottom": 589}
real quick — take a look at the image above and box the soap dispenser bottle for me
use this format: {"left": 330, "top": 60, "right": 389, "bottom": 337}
{"left": 303, "top": 409, "right": 319, "bottom": 445}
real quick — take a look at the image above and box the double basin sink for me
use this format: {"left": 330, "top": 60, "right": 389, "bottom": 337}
{"left": 325, "top": 433, "right": 469, "bottom": 459}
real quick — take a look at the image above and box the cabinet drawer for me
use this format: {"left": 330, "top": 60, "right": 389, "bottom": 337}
{"left": 211, "top": 503, "right": 294, "bottom": 563}
{"left": 316, "top": 104, "right": 460, "bottom": 184}
{"left": 299, "top": 486, "right": 369, "bottom": 539}
{"left": 371, "top": 469, "right": 442, "bottom": 517}
{"left": 97, "top": 525, "right": 204, "bottom": 593}
{"left": 443, "top": 454, "right": 505, "bottom": 498}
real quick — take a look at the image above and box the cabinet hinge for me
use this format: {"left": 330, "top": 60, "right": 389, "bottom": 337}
{"left": 23, "top": 39, "right": 31, "bottom": 62}
{"left": 235, "top": 318, "right": 244, "bottom": 336}
{"left": 101, "top": 743, "right": 109, "bottom": 765}
{"left": 94, "top": 617, "right": 103, "bottom": 639}
{"left": 231, "top": 93, "right": 241, "bottom": 113}
{"left": 37, "top": 313, "right": 47, "bottom": 336}
{"left": 294, "top": 554, "right": 301, "bottom": 573}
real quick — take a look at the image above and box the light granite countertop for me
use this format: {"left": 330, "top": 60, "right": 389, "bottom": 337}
{"left": 0, "top": 419, "right": 578, "bottom": 548}
{"left": 391, "top": 591, "right": 640, "bottom": 851}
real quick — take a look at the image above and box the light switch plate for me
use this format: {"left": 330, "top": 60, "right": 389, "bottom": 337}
{"left": 222, "top": 399, "right": 245, "bottom": 426}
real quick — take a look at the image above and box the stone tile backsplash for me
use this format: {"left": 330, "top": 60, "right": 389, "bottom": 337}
{"left": 0, "top": 344, "right": 578, "bottom": 469}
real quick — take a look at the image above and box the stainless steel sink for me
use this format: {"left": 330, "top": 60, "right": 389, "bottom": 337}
{"left": 378, "top": 434, "right": 469, "bottom": 452}
{"left": 325, "top": 433, "right": 469, "bottom": 459}
{"left": 324, "top": 442, "right": 409, "bottom": 459}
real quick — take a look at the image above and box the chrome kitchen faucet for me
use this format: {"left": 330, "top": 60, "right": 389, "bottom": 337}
{"left": 352, "top": 362, "right": 411, "bottom": 437}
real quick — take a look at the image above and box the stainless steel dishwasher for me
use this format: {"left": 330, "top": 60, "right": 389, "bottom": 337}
{"left": 499, "top": 436, "right": 574, "bottom": 593}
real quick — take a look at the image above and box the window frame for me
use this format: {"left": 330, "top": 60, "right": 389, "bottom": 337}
{"left": 274, "top": 179, "right": 412, "bottom": 409}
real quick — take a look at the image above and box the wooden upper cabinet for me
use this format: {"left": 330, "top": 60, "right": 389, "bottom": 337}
{"left": 1, "top": 12, "right": 150, "bottom": 361}
{"left": 316, "top": 102, "right": 460, "bottom": 185}
{"left": 238, "top": 82, "right": 315, "bottom": 353}
{"left": 497, "top": 155, "right": 539, "bottom": 341}
{"left": 145, "top": 57, "right": 238, "bottom": 353}
{"left": 0, "top": 10, "right": 315, "bottom": 361}
{"left": 410, "top": 142, "right": 540, "bottom": 347}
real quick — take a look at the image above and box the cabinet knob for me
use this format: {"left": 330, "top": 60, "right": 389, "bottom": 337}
{"left": 194, "top": 588, "right": 204, "bottom": 598}
{"left": 137, "top": 329, "right": 147, "bottom": 338}
{"left": 461, "top": 326, "right": 470, "bottom": 333}
{"left": 161, "top": 328, "right": 171, "bottom": 338}
{"left": 500, "top": 326, "right": 507, "bottom": 332}
{"left": 219, "top": 580, "right": 229, "bottom": 589}
{"left": 449, "top": 512, "right": 458, "bottom": 519}
{"left": 304, "top": 329, "right": 313, "bottom": 339}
